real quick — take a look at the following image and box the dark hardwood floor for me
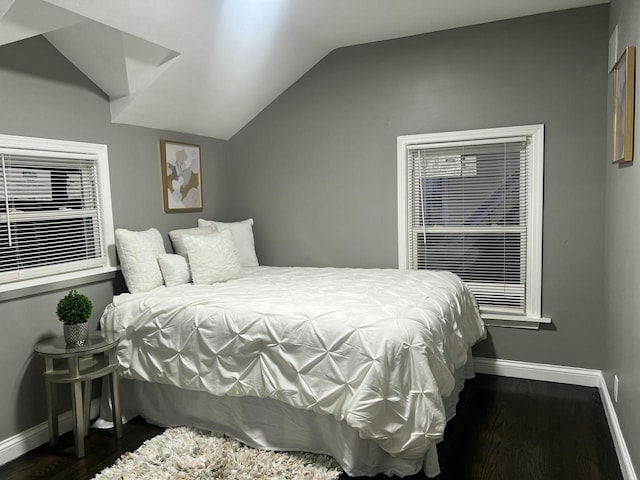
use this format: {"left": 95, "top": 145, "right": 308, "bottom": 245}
{"left": 0, "top": 374, "right": 623, "bottom": 480}
{"left": 436, "top": 375, "right": 622, "bottom": 480}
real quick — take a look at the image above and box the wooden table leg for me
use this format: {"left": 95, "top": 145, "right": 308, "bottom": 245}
{"left": 108, "top": 348, "right": 123, "bottom": 439}
{"left": 68, "top": 358, "right": 85, "bottom": 458}
{"left": 83, "top": 380, "right": 92, "bottom": 436}
{"left": 44, "top": 358, "right": 58, "bottom": 447}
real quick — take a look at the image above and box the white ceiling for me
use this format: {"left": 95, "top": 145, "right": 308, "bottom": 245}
{"left": 1, "top": 0, "right": 607, "bottom": 140}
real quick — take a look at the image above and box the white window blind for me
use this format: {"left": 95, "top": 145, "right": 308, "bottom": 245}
{"left": 398, "top": 125, "right": 545, "bottom": 325}
{"left": 406, "top": 138, "right": 528, "bottom": 314}
{"left": 0, "top": 148, "right": 107, "bottom": 285}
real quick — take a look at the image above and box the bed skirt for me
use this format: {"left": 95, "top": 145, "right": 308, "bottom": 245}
{"left": 95, "top": 353, "right": 475, "bottom": 478}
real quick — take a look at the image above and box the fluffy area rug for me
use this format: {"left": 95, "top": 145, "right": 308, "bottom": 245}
{"left": 93, "top": 426, "right": 343, "bottom": 480}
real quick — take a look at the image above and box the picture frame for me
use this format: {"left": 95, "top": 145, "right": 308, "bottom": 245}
{"left": 612, "top": 46, "right": 635, "bottom": 164}
{"left": 160, "top": 140, "right": 203, "bottom": 212}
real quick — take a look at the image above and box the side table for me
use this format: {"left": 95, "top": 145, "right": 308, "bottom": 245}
{"left": 34, "top": 332, "right": 123, "bottom": 458}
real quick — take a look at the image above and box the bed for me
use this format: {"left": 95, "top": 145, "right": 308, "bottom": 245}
{"left": 97, "top": 263, "right": 485, "bottom": 477}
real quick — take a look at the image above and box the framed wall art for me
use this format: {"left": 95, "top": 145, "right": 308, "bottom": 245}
{"left": 160, "top": 140, "right": 203, "bottom": 212}
{"left": 612, "top": 46, "right": 635, "bottom": 163}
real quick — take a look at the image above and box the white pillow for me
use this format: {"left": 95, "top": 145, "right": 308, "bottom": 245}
{"left": 168, "top": 225, "right": 218, "bottom": 257}
{"left": 197, "top": 218, "right": 258, "bottom": 267}
{"left": 184, "top": 230, "right": 241, "bottom": 284}
{"left": 115, "top": 228, "right": 166, "bottom": 293}
{"left": 158, "top": 254, "right": 191, "bottom": 287}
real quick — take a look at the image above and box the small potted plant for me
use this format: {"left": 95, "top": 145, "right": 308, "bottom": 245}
{"left": 56, "top": 289, "right": 93, "bottom": 346}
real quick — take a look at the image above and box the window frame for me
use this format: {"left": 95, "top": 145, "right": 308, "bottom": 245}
{"left": 397, "top": 124, "right": 549, "bottom": 329}
{"left": 0, "top": 134, "right": 117, "bottom": 298}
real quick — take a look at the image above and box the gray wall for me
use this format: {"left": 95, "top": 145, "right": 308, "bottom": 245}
{"left": 605, "top": 0, "right": 640, "bottom": 473}
{"left": 0, "top": 37, "right": 230, "bottom": 440}
{"left": 228, "top": 7, "right": 609, "bottom": 368}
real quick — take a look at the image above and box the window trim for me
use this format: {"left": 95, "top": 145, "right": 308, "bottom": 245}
{"left": 397, "top": 124, "right": 549, "bottom": 328}
{"left": 0, "top": 133, "right": 116, "bottom": 297}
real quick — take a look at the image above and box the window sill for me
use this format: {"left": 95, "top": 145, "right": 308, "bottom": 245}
{"left": 0, "top": 266, "right": 118, "bottom": 302}
{"left": 481, "top": 312, "right": 552, "bottom": 330}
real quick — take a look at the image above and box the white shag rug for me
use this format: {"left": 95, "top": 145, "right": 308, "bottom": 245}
{"left": 93, "top": 426, "right": 343, "bottom": 480}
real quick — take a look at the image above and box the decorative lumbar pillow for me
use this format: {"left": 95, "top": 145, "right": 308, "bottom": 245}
{"left": 197, "top": 218, "right": 259, "bottom": 267}
{"left": 115, "top": 228, "right": 166, "bottom": 293}
{"left": 157, "top": 254, "right": 191, "bottom": 287}
{"left": 184, "top": 230, "right": 241, "bottom": 284}
{"left": 168, "top": 225, "right": 218, "bottom": 257}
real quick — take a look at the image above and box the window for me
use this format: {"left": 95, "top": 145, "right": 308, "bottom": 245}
{"left": 0, "top": 134, "right": 115, "bottom": 293}
{"left": 397, "top": 125, "right": 548, "bottom": 328}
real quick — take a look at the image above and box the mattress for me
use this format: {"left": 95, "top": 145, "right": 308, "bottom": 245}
{"left": 100, "top": 266, "right": 485, "bottom": 468}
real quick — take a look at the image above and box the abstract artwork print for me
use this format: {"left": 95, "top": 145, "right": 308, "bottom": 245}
{"left": 161, "top": 140, "right": 203, "bottom": 212}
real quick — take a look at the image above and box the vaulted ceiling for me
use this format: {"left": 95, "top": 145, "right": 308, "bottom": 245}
{"left": 0, "top": 0, "right": 607, "bottom": 140}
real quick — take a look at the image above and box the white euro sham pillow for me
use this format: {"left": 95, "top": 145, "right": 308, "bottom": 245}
{"left": 197, "top": 218, "right": 259, "bottom": 267}
{"left": 184, "top": 230, "right": 241, "bottom": 284}
{"left": 157, "top": 254, "right": 191, "bottom": 287}
{"left": 115, "top": 228, "right": 166, "bottom": 293}
{"left": 168, "top": 225, "right": 218, "bottom": 257}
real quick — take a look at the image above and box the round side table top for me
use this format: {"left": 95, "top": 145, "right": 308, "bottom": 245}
{"left": 34, "top": 331, "right": 120, "bottom": 358}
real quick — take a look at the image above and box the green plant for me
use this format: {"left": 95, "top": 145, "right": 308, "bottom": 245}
{"left": 56, "top": 289, "right": 93, "bottom": 325}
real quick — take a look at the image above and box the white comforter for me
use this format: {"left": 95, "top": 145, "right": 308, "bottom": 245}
{"left": 100, "top": 266, "right": 484, "bottom": 461}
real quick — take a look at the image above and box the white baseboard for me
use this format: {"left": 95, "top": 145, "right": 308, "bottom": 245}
{"left": 0, "top": 398, "right": 100, "bottom": 467}
{"left": 473, "top": 356, "right": 602, "bottom": 386}
{"left": 474, "top": 357, "right": 637, "bottom": 480}
{"left": 596, "top": 372, "right": 638, "bottom": 480}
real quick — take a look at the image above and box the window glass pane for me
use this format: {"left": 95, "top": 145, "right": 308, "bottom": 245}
{"left": 416, "top": 231, "right": 526, "bottom": 311}
{"left": 0, "top": 164, "right": 95, "bottom": 212}
{"left": 0, "top": 218, "right": 99, "bottom": 272}
{"left": 417, "top": 232, "right": 524, "bottom": 283}
{"left": 415, "top": 148, "right": 526, "bottom": 228}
